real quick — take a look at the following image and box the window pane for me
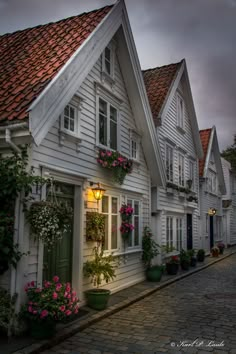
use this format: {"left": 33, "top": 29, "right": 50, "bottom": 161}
{"left": 70, "top": 119, "right": 74, "bottom": 132}
{"left": 134, "top": 216, "right": 139, "bottom": 246}
{"left": 134, "top": 201, "right": 139, "bottom": 215}
{"left": 99, "top": 99, "right": 107, "bottom": 115}
{"left": 105, "top": 60, "right": 111, "bottom": 75}
{"left": 112, "top": 197, "right": 118, "bottom": 214}
{"left": 64, "top": 105, "right": 69, "bottom": 117}
{"left": 110, "top": 106, "right": 117, "bottom": 122}
{"left": 64, "top": 117, "right": 69, "bottom": 129}
{"left": 110, "top": 121, "right": 117, "bottom": 150}
{"left": 103, "top": 215, "right": 109, "bottom": 250}
{"left": 102, "top": 196, "right": 109, "bottom": 213}
{"left": 111, "top": 215, "right": 117, "bottom": 249}
{"left": 70, "top": 106, "right": 75, "bottom": 119}
{"left": 99, "top": 114, "right": 107, "bottom": 146}
{"left": 105, "top": 47, "right": 111, "bottom": 61}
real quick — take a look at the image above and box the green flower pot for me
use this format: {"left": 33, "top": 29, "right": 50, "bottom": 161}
{"left": 30, "top": 319, "right": 56, "bottom": 339}
{"left": 85, "top": 289, "right": 111, "bottom": 311}
{"left": 146, "top": 266, "right": 162, "bottom": 282}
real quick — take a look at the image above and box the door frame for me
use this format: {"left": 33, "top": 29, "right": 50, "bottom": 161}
{"left": 186, "top": 213, "right": 193, "bottom": 250}
{"left": 209, "top": 215, "right": 214, "bottom": 249}
{"left": 37, "top": 167, "right": 85, "bottom": 300}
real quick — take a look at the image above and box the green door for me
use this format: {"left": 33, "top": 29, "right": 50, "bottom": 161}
{"left": 43, "top": 182, "right": 74, "bottom": 283}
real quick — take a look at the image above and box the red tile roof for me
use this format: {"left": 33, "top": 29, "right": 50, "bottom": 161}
{"left": 142, "top": 61, "right": 182, "bottom": 126}
{"left": 0, "top": 5, "right": 112, "bottom": 123}
{"left": 199, "top": 128, "right": 212, "bottom": 176}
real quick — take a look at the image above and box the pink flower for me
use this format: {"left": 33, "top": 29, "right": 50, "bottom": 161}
{"left": 44, "top": 281, "right": 51, "bottom": 288}
{"left": 106, "top": 151, "right": 112, "bottom": 157}
{"left": 65, "top": 310, "right": 72, "bottom": 316}
{"left": 35, "top": 288, "right": 42, "bottom": 293}
{"left": 101, "top": 152, "right": 105, "bottom": 157}
{"left": 40, "top": 310, "right": 48, "bottom": 318}
{"left": 56, "top": 283, "right": 62, "bottom": 291}
{"left": 72, "top": 291, "right": 76, "bottom": 296}
{"left": 60, "top": 305, "right": 65, "bottom": 312}
{"left": 67, "top": 293, "right": 71, "bottom": 299}
{"left": 30, "top": 281, "right": 35, "bottom": 287}
{"left": 64, "top": 292, "right": 68, "bottom": 298}
{"left": 28, "top": 306, "right": 33, "bottom": 313}
{"left": 33, "top": 310, "right": 37, "bottom": 315}
{"left": 52, "top": 292, "right": 58, "bottom": 299}
{"left": 53, "top": 276, "right": 59, "bottom": 283}
{"left": 74, "top": 308, "right": 79, "bottom": 314}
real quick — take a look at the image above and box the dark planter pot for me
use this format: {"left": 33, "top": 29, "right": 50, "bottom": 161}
{"left": 146, "top": 266, "right": 162, "bottom": 282}
{"left": 85, "top": 289, "right": 111, "bottom": 311}
{"left": 30, "top": 320, "right": 56, "bottom": 339}
{"left": 219, "top": 248, "right": 224, "bottom": 255}
{"left": 197, "top": 254, "right": 205, "bottom": 262}
{"left": 0, "top": 260, "right": 9, "bottom": 275}
{"left": 190, "top": 256, "right": 197, "bottom": 267}
{"left": 181, "top": 261, "right": 190, "bottom": 271}
{"left": 166, "top": 263, "right": 179, "bottom": 275}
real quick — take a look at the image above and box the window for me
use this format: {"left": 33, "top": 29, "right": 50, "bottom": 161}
{"left": 101, "top": 195, "right": 119, "bottom": 252}
{"left": 166, "top": 217, "right": 173, "bottom": 249}
{"left": 178, "top": 154, "right": 185, "bottom": 186}
{"left": 176, "top": 218, "right": 183, "bottom": 251}
{"left": 98, "top": 98, "right": 118, "bottom": 150}
{"left": 208, "top": 171, "right": 217, "bottom": 193}
{"left": 206, "top": 214, "right": 208, "bottom": 233}
{"left": 102, "top": 45, "right": 114, "bottom": 78}
{"left": 62, "top": 104, "right": 77, "bottom": 134}
{"left": 127, "top": 199, "right": 140, "bottom": 248}
{"left": 189, "top": 161, "right": 195, "bottom": 190}
{"left": 166, "top": 145, "right": 173, "bottom": 182}
{"left": 177, "top": 94, "right": 184, "bottom": 129}
{"left": 131, "top": 140, "right": 137, "bottom": 159}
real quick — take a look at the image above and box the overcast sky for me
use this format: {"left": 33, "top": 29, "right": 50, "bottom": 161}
{"left": 0, "top": 0, "right": 235, "bottom": 150}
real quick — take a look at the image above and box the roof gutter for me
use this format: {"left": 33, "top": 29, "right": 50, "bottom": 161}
{"left": 0, "top": 122, "right": 28, "bottom": 152}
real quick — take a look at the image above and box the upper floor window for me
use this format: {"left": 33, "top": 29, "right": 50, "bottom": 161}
{"left": 98, "top": 97, "right": 118, "bottom": 150}
{"left": 178, "top": 153, "right": 185, "bottom": 186}
{"left": 101, "top": 195, "right": 119, "bottom": 252}
{"left": 208, "top": 171, "right": 217, "bottom": 193}
{"left": 127, "top": 199, "right": 141, "bottom": 248}
{"left": 176, "top": 218, "right": 183, "bottom": 251}
{"left": 102, "top": 44, "right": 114, "bottom": 79}
{"left": 166, "top": 216, "right": 173, "bottom": 249}
{"left": 189, "top": 161, "right": 195, "bottom": 190}
{"left": 62, "top": 104, "right": 78, "bottom": 135}
{"left": 130, "top": 131, "right": 140, "bottom": 161}
{"left": 177, "top": 94, "right": 184, "bottom": 129}
{"left": 166, "top": 144, "right": 173, "bottom": 182}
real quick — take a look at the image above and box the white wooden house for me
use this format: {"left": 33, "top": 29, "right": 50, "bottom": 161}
{"left": 199, "top": 127, "right": 226, "bottom": 252}
{"left": 143, "top": 60, "right": 203, "bottom": 254}
{"left": 0, "top": 0, "right": 166, "bottom": 308}
{"left": 221, "top": 157, "right": 236, "bottom": 246}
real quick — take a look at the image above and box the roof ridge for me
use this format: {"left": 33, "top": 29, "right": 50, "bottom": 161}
{"left": 142, "top": 59, "right": 184, "bottom": 73}
{"left": 0, "top": 4, "right": 114, "bottom": 37}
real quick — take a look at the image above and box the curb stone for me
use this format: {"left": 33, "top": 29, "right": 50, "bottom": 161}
{"left": 13, "top": 250, "right": 236, "bottom": 354}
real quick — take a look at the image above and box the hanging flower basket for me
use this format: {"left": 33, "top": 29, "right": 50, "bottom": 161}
{"left": 97, "top": 149, "right": 133, "bottom": 185}
{"left": 119, "top": 204, "right": 134, "bottom": 240}
{"left": 119, "top": 222, "right": 134, "bottom": 240}
{"left": 27, "top": 201, "right": 73, "bottom": 249}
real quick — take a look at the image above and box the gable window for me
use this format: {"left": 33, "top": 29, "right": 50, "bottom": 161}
{"left": 176, "top": 218, "right": 183, "bottom": 251}
{"left": 127, "top": 199, "right": 141, "bottom": 248}
{"left": 102, "top": 44, "right": 114, "bottom": 79}
{"left": 166, "top": 216, "right": 173, "bottom": 249}
{"left": 189, "top": 161, "right": 195, "bottom": 190}
{"left": 166, "top": 145, "right": 173, "bottom": 182}
{"left": 178, "top": 154, "right": 185, "bottom": 186}
{"left": 62, "top": 104, "right": 77, "bottom": 134}
{"left": 177, "top": 94, "right": 184, "bottom": 129}
{"left": 98, "top": 98, "right": 118, "bottom": 150}
{"left": 101, "top": 195, "right": 119, "bottom": 252}
{"left": 208, "top": 171, "right": 217, "bottom": 193}
{"left": 129, "top": 131, "right": 140, "bottom": 161}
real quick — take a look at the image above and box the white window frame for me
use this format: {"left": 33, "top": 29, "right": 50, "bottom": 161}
{"left": 178, "top": 153, "right": 185, "bottom": 187}
{"left": 166, "top": 144, "right": 174, "bottom": 182}
{"left": 189, "top": 160, "right": 195, "bottom": 191}
{"left": 60, "top": 100, "right": 80, "bottom": 137}
{"left": 95, "top": 84, "right": 122, "bottom": 151}
{"left": 129, "top": 130, "right": 141, "bottom": 161}
{"left": 102, "top": 43, "right": 114, "bottom": 79}
{"left": 208, "top": 171, "right": 217, "bottom": 194}
{"left": 177, "top": 93, "right": 184, "bottom": 129}
{"left": 100, "top": 194, "right": 120, "bottom": 252}
{"left": 176, "top": 218, "right": 183, "bottom": 251}
{"left": 166, "top": 216, "right": 173, "bottom": 249}
{"left": 126, "top": 198, "right": 142, "bottom": 249}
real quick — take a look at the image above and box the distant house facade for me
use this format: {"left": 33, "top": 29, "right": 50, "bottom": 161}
{"left": 221, "top": 157, "right": 236, "bottom": 246}
{"left": 143, "top": 60, "right": 203, "bottom": 254}
{"left": 199, "top": 128, "right": 226, "bottom": 252}
{"left": 0, "top": 0, "right": 165, "bottom": 308}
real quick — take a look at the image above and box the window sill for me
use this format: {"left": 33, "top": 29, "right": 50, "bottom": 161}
{"left": 101, "top": 71, "right": 115, "bottom": 88}
{"left": 59, "top": 129, "right": 82, "bottom": 152}
{"left": 176, "top": 126, "right": 186, "bottom": 134}
{"left": 131, "top": 158, "right": 141, "bottom": 166}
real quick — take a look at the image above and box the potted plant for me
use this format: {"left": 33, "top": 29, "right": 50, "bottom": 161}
{"left": 211, "top": 246, "right": 219, "bottom": 257}
{"left": 20, "top": 276, "right": 79, "bottom": 339}
{"left": 142, "top": 226, "right": 162, "bottom": 282}
{"left": 180, "top": 249, "right": 191, "bottom": 270}
{"left": 197, "top": 249, "right": 205, "bottom": 262}
{"left": 187, "top": 249, "right": 197, "bottom": 267}
{"left": 217, "top": 242, "right": 225, "bottom": 254}
{"left": 83, "top": 246, "right": 119, "bottom": 310}
{"left": 166, "top": 255, "right": 180, "bottom": 275}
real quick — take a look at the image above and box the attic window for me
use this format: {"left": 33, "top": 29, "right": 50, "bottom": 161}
{"left": 63, "top": 104, "right": 76, "bottom": 133}
{"left": 102, "top": 44, "right": 115, "bottom": 82}
{"left": 177, "top": 94, "right": 184, "bottom": 130}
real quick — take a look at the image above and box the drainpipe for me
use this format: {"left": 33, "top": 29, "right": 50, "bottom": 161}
{"left": 0, "top": 122, "right": 28, "bottom": 152}
{"left": 5, "top": 128, "right": 21, "bottom": 153}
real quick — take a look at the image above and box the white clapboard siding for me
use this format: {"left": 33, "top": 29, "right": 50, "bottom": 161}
{"left": 154, "top": 76, "right": 200, "bottom": 250}
{"left": 29, "top": 39, "right": 150, "bottom": 292}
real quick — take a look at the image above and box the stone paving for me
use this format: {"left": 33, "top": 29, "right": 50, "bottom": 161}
{"left": 41, "top": 253, "right": 236, "bottom": 354}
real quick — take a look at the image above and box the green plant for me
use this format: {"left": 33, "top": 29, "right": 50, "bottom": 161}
{"left": 97, "top": 148, "right": 133, "bottom": 185}
{"left": 0, "top": 147, "right": 45, "bottom": 270}
{"left": 197, "top": 249, "right": 205, "bottom": 257}
{"left": 179, "top": 249, "right": 191, "bottom": 263}
{"left": 27, "top": 201, "right": 73, "bottom": 249}
{"left": 86, "top": 212, "right": 105, "bottom": 243}
{"left": 83, "top": 247, "right": 118, "bottom": 288}
{"left": 20, "top": 276, "right": 79, "bottom": 322}
{"left": 162, "top": 244, "right": 176, "bottom": 253}
{"left": 142, "top": 226, "right": 160, "bottom": 269}
{"left": 0, "top": 288, "right": 17, "bottom": 336}
{"left": 187, "top": 249, "right": 196, "bottom": 258}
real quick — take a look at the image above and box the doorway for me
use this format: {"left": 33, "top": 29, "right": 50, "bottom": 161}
{"left": 187, "top": 214, "right": 193, "bottom": 250}
{"left": 43, "top": 182, "right": 74, "bottom": 283}
{"left": 210, "top": 215, "right": 214, "bottom": 249}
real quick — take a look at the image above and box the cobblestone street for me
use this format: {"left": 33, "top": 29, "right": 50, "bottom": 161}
{"left": 43, "top": 254, "right": 236, "bottom": 354}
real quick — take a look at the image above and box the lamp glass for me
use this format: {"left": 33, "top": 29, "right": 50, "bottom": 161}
{"left": 92, "top": 184, "right": 106, "bottom": 201}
